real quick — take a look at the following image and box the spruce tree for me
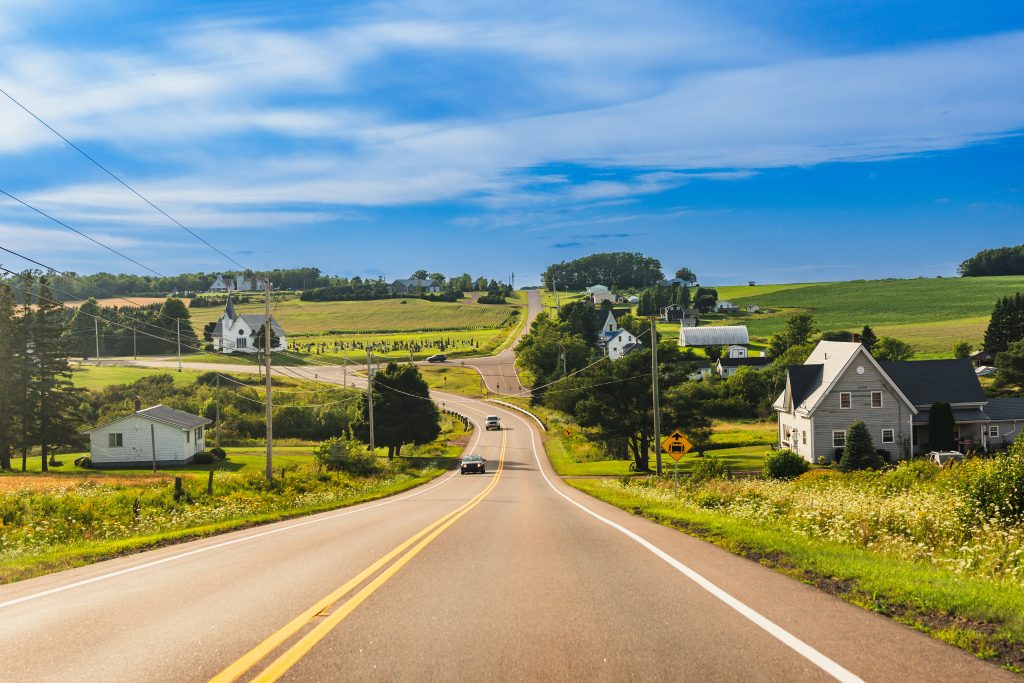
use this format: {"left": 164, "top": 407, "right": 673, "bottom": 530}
{"left": 838, "top": 420, "right": 880, "bottom": 471}
{"left": 0, "top": 283, "right": 16, "bottom": 470}
{"left": 32, "top": 277, "right": 81, "bottom": 471}
{"left": 927, "top": 402, "right": 957, "bottom": 452}
{"left": 860, "top": 325, "right": 878, "bottom": 353}
{"left": 14, "top": 273, "right": 37, "bottom": 472}
{"left": 983, "top": 293, "right": 1024, "bottom": 353}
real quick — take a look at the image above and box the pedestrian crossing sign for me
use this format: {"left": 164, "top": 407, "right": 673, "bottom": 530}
{"left": 662, "top": 430, "right": 693, "bottom": 461}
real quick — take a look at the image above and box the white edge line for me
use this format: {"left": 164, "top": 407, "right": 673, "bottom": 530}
{"left": 0, "top": 411, "right": 489, "bottom": 611}
{"left": 506, "top": 408, "right": 865, "bottom": 683}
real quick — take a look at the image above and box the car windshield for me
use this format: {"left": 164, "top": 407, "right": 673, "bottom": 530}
{"left": 462, "top": 455, "right": 482, "bottom": 462}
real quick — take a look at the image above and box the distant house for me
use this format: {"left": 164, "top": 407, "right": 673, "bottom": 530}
{"left": 661, "top": 305, "right": 699, "bottom": 327}
{"left": 680, "top": 325, "right": 749, "bottom": 348}
{"left": 209, "top": 274, "right": 231, "bottom": 292}
{"left": 748, "top": 281, "right": 756, "bottom": 286}
{"left": 627, "top": 295, "right": 640, "bottom": 305}
{"left": 717, "top": 356, "right": 770, "bottom": 378}
{"left": 391, "top": 278, "right": 440, "bottom": 294}
{"left": 969, "top": 350, "right": 996, "bottom": 367}
{"left": 595, "top": 309, "right": 641, "bottom": 360}
{"left": 659, "top": 278, "right": 696, "bottom": 287}
{"left": 746, "top": 305, "right": 760, "bottom": 313}
{"left": 211, "top": 295, "right": 287, "bottom": 353}
{"left": 85, "top": 404, "right": 211, "bottom": 468}
{"left": 208, "top": 274, "right": 261, "bottom": 293}
{"left": 687, "top": 364, "right": 714, "bottom": 381}
{"left": 715, "top": 301, "right": 740, "bottom": 313}
{"left": 726, "top": 345, "right": 748, "bottom": 358}
{"left": 774, "top": 340, "right": 1024, "bottom": 463}
{"left": 584, "top": 285, "right": 616, "bottom": 306}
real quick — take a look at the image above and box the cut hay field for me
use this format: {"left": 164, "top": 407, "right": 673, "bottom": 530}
{"left": 698, "top": 275, "right": 1024, "bottom": 357}
{"left": 190, "top": 297, "right": 516, "bottom": 336}
{"left": 66, "top": 297, "right": 190, "bottom": 308}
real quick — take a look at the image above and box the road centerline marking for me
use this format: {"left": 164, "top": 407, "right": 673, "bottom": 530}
{"left": 211, "top": 429, "right": 507, "bottom": 683}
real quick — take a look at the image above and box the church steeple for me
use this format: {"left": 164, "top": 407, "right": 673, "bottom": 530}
{"left": 224, "top": 293, "right": 237, "bottom": 320}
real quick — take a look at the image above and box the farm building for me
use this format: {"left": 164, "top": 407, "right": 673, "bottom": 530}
{"left": 85, "top": 404, "right": 211, "bottom": 468}
{"left": 584, "top": 285, "right": 616, "bottom": 306}
{"left": 746, "top": 305, "right": 760, "bottom": 313}
{"left": 211, "top": 295, "right": 287, "bottom": 353}
{"left": 679, "top": 325, "right": 749, "bottom": 347}
{"left": 717, "top": 356, "right": 771, "bottom": 378}
{"left": 774, "top": 341, "right": 1024, "bottom": 463}
{"left": 661, "top": 305, "right": 699, "bottom": 326}
{"left": 969, "top": 350, "right": 995, "bottom": 367}
{"left": 715, "top": 301, "right": 740, "bottom": 313}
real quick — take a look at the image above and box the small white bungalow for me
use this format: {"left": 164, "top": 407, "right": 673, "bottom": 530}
{"left": 85, "top": 404, "right": 211, "bottom": 468}
{"left": 715, "top": 301, "right": 740, "bottom": 313}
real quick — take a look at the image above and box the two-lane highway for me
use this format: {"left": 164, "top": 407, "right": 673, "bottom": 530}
{"left": 0, "top": 383, "right": 1013, "bottom": 681}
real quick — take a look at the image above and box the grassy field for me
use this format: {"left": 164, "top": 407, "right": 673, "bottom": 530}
{"left": 716, "top": 275, "right": 1024, "bottom": 356}
{"left": 420, "top": 365, "right": 489, "bottom": 398}
{"left": 190, "top": 297, "right": 517, "bottom": 335}
{"left": 70, "top": 364, "right": 203, "bottom": 390}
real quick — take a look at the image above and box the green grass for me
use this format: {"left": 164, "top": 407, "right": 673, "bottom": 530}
{"left": 571, "top": 479, "right": 1024, "bottom": 668}
{"left": 720, "top": 275, "right": 1024, "bottom": 355}
{"left": 70, "top": 364, "right": 202, "bottom": 390}
{"left": 190, "top": 297, "right": 517, "bottom": 335}
{"left": 420, "top": 365, "right": 489, "bottom": 398}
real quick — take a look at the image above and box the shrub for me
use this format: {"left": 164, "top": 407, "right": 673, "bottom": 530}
{"left": 193, "top": 451, "right": 214, "bottom": 465}
{"left": 876, "top": 448, "right": 892, "bottom": 463}
{"left": 838, "top": 421, "right": 882, "bottom": 471}
{"left": 960, "top": 446, "right": 1024, "bottom": 522}
{"left": 833, "top": 448, "right": 844, "bottom": 465}
{"left": 74, "top": 455, "right": 92, "bottom": 468}
{"left": 209, "top": 447, "right": 227, "bottom": 460}
{"left": 314, "top": 436, "right": 379, "bottom": 475}
{"left": 691, "top": 456, "right": 731, "bottom": 483}
{"left": 762, "top": 449, "right": 810, "bottom": 480}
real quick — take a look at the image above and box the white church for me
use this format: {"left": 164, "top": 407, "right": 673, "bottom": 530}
{"left": 211, "top": 296, "right": 287, "bottom": 353}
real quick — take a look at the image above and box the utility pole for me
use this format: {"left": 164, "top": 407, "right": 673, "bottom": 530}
{"left": 176, "top": 318, "right": 182, "bottom": 372}
{"left": 366, "top": 349, "right": 375, "bottom": 453}
{"left": 343, "top": 349, "right": 348, "bottom": 386}
{"left": 651, "top": 317, "right": 662, "bottom": 476}
{"left": 214, "top": 374, "right": 220, "bottom": 450}
{"left": 94, "top": 317, "right": 100, "bottom": 362}
{"left": 264, "top": 277, "right": 273, "bottom": 482}
{"left": 133, "top": 327, "right": 137, "bottom": 360}
{"left": 553, "top": 278, "right": 561, "bottom": 313}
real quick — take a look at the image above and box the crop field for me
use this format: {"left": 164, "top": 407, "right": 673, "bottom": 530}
{"left": 190, "top": 297, "right": 517, "bottom": 335}
{"left": 70, "top": 364, "right": 202, "bottom": 390}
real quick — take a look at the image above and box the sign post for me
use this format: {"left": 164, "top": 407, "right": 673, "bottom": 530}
{"left": 661, "top": 430, "right": 693, "bottom": 496}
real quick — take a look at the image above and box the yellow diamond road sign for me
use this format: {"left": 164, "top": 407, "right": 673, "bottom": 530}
{"left": 662, "top": 430, "right": 693, "bottom": 461}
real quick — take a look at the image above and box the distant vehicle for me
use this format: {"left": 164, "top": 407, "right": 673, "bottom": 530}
{"left": 460, "top": 454, "right": 486, "bottom": 474}
{"left": 929, "top": 451, "right": 963, "bottom": 465}
{"left": 485, "top": 415, "right": 501, "bottom": 431}
{"left": 975, "top": 366, "right": 997, "bottom": 377}
{"left": 426, "top": 354, "right": 447, "bottom": 362}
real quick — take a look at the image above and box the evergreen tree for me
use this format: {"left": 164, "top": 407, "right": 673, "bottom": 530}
{"left": 0, "top": 282, "right": 16, "bottom": 469}
{"left": 67, "top": 297, "right": 105, "bottom": 358}
{"left": 838, "top": 420, "right": 881, "bottom": 471}
{"left": 768, "top": 313, "right": 817, "bottom": 358}
{"left": 155, "top": 297, "right": 201, "bottom": 355}
{"left": 13, "top": 273, "right": 38, "bottom": 472}
{"left": 983, "top": 293, "right": 1024, "bottom": 353}
{"left": 859, "top": 325, "right": 878, "bottom": 353}
{"left": 927, "top": 402, "right": 957, "bottom": 451}
{"left": 995, "top": 340, "right": 1024, "bottom": 389}
{"left": 32, "top": 277, "right": 82, "bottom": 471}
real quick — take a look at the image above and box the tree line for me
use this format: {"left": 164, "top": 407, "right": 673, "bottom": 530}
{"left": 66, "top": 297, "right": 202, "bottom": 357}
{"left": 543, "top": 252, "right": 665, "bottom": 291}
{"left": 959, "top": 244, "right": 1024, "bottom": 277}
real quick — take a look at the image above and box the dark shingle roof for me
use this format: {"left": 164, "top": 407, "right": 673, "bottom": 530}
{"left": 877, "top": 359, "right": 986, "bottom": 406}
{"left": 984, "top": 397, "right": 1024, "bottom": 422}
{"left": 720, "top": 356, "right": 771, "bottom": 368}
{"left": 788, "top": 364, "right": 823, "bottom": 408}
{"left": 137, "top": 405, "right": 211, "bottom": 429}
{"left": 913, "top": 407, "right": 990, "bottom": 426}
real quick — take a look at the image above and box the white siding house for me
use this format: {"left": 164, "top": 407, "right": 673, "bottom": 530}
{"left": 211, "top": 295, "right": 287, "bottom": 353}
{"left": 86, "top": 405, "right": 211, "bottom": 468}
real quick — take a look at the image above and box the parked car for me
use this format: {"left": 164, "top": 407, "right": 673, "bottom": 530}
{"left": 929, "top": 451, "right": 963, "bottom": 465}
{"left": 426, "top": 354, "right": 447, "bottom": 362}
{"left": 460, "top": 454, "right": 486, "bottom": 474}
{"left": 485, "top": 415, "right": 501, "bottom": 431}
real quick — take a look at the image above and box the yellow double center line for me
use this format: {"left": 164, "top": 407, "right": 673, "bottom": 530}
{"left": 211, "top": 430, "right": 506, "bottom": 683}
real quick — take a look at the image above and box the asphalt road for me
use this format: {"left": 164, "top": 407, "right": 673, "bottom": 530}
{"left": 0, "top": 382, "right": 1013, "bottom": 681}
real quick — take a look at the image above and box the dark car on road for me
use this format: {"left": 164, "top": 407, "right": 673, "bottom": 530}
{"left": 426, "top": 354, "right": 447, "bottom": 362}
{"left": 460, "top": 454, "right": 486, "bottom": 474}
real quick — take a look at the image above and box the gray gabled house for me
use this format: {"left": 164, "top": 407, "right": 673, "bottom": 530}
{"left": 774, "top": 341, "right": 1024, "bottom": 463}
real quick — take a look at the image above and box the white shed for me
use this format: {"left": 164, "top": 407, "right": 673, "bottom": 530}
{"left": 679, "top": 325, "right": 750, "bottom": 347}
{"left": 85, "top": 405, "right": 211, "bottom": 468}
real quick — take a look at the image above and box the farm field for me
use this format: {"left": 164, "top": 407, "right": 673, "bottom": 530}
{"left": 419, "top": 365, "right": 489, "bottom": 398}
{"left": 70, "top": 364, "right": 203, "bottom": 390}
{"left": 65, "top": 297, "right": 189, "bottom": 308}
{"left": 189, "top": 297, "right": 516, "bottom": 335}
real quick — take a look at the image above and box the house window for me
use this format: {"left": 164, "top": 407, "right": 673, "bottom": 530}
{"left": 802, "top": 431, "right": 807, "bottom": 445}
{"left": 197, "top": 426, "right": 204, "bottom": 439}
{"left": 108, "top": 433, "right": 123, "bottom": 447}
{"left": 871, "top": 392, "right": 883, "bottom": 408}
{"left": 833, "top": 431, "right": 846, "bottom": 448}
{"left": 882, "top": 429, "right": 895, "bottom": 443}
{"left": 988, "top": 425, "right": 1000, "bottom": 438}
{"left": 839, "top": 392, "right": 851, "bottom": 409}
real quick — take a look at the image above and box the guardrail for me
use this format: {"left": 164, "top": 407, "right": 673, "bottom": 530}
{"left": 485, "top": 399, "right": 547, "bottom": 432}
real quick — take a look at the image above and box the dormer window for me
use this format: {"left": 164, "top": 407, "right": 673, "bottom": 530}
{"left": 839, "top": 392, "right": 851, "bottom": 409}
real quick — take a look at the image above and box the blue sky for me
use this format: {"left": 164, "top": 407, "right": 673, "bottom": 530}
{"left": 0, "top": 1, "right": 1022, "bottom": 286}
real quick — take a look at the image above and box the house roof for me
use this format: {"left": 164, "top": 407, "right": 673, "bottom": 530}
{"left": 586, "top": 284, "right": 610, "bottom": 293}
{"left": 679, "top": 325, "right": 749, "bottom": 346}
{"left": 238, "top": 315, "right": 286, "bottom": 336}
{"left": 85, "top": 404, "right": 211, "bottom": 433}
{"left": 912, "top": 407, "right": 990, "bottom": 426}
{"left": 719, "top": 356, "right": 771, "bottom": 368}
{"left": 620, "top": 342, "right": 643, "bottom": 355}
{"left": 393, "top": 278, "right": 437, "bottom": 288}
{"left": 877, "top": 359, "right": 986, "bottom": 406}
{"left": 788, "top": 364, "right": 823, "bottom": 407}
{"left": 983, "top": 397, "right": 1024, "bottom": 422}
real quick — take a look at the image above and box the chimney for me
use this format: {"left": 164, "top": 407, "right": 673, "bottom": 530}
{"left": 134, "top": 397, "right": 142, "bottom": 412}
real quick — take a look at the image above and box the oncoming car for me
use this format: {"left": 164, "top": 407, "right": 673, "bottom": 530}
{"left": 460, "top": 454, "right": 486, "bottom": 474}
{"left": 484, "top": 415, "right": 501, "bottom": 431}
{"left": 426, "top": 354, "right": 447, "bottom": 362}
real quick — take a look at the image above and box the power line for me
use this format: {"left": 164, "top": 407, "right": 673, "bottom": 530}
{"left": 0, "top": 86, "right": 248, "bottom": 271}
{"left": 0, "top": 189, "right": 165, "bottom": 277}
